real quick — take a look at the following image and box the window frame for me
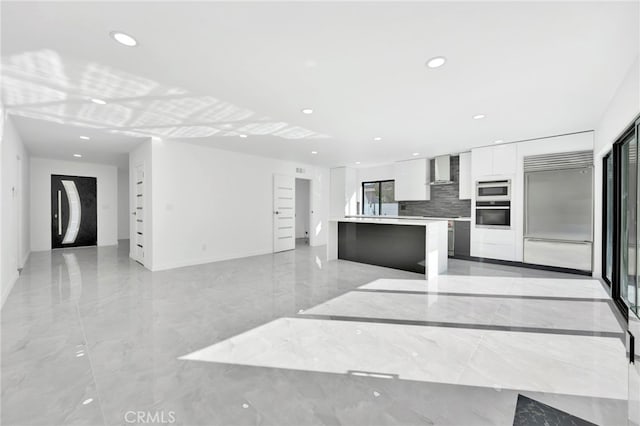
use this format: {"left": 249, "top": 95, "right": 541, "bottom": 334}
{"left": 602, "top": 152, "right": 613, "bottom": 287}
{"left": 361, "top": 180, "right": 396, "bottom": 216}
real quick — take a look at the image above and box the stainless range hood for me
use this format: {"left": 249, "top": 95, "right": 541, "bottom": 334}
{"left": 430, "top": 155, "right": 453, "bottom": 185}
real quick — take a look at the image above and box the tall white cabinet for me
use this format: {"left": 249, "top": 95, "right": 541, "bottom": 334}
{"left": 470, "top": 132, "right": 594, "bottom": 264}
{"left": 458, "top": 152, "right": 472, "bottom": 200}
{"left": 394, "top": 158, "right": 430, "bottom": 201}
{"left": 470, "top": 145, "right": 518, "bottom": 261}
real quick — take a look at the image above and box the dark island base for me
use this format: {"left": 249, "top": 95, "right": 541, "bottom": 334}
{"left": 337, "top": 222, "right": 426, "bottom": 274}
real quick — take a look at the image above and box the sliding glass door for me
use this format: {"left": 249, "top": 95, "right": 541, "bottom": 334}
{"left": 606, "top": 117, "right": 640, "bottom": 425}
{"left": 606, "top": 119, "right": 640, "bottom": 317}
{"left": 603, "top": 153, "right": 614, "bottom": 285}
{"left": 362, "top": 180, "right": 398, "bottom": 216}
{"left": 618, "top": 128, "right": 638, "bottom": 313}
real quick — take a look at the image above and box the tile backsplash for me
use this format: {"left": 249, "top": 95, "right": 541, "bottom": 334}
{"left": 398, "top": 155, "right": 471, "bottom": 218}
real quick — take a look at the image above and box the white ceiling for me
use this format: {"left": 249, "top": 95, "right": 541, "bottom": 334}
{"left": 8, "top": 115, "right": 144, "bottom": 168}
{"left": 2, "top": 1, "right": 638, "bottom": 168}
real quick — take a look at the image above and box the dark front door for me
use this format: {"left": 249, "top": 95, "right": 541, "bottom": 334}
{"left": 51, "top": 175, "right": 97, "bottom": 249}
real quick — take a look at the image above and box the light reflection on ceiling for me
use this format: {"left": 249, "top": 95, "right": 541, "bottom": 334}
{"left": 1, "top": 49, "right": 329, "bottom": 141}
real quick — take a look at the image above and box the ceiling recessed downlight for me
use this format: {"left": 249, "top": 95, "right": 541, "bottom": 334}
{"left": 373, "top": 137, "right": 382, "bottom": 141}
{"left": 239, "top": 134, "right": 248, "bottom": 138}
{"left": 73, "top": 154, "right": 82, "bottom": 158}
{"left": 79, "top": 136, "right": 90, "bottom": 140}
{"left": 311, "top": 151, "right": 318, "bottom": 154}
{"left": 110, "top": 31, "right": 137, "bottom": 47}
{"left": 355, "top": 161, "right": 361, "bottom": 165}
{"left": 473, "top": 114, "right": 486, "bottom": 120}
{"left": 301, "top": 108, "right": 314, "bottom": 115}
{"left": 90, "top": 98, "right": 106, "bottom": 105}
{"left": 412, "top": 152, "right": 420, "bottom": 156}
{"left": 493, "top": 139, "right": 504, "bottom": 144}
{"left": 426, "top": 56, "right": 446, "bottom": 68}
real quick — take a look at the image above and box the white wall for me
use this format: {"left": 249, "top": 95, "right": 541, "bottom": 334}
{"left": 593, "top": 56, "right": 640, "bottom": 278}
{"left": 148, "top": 140, "right": 330, "bottom": 271}
{"left": 1, "top": 113, "right": 30, "bottom": 307}
{"left": 117, "top": 167, "right": 130, "bottom": 240}
{"left": 30, "top": 158, "right": 118, "bottom": 252}
{"left": 295, "top": 178, "right": 310, "bottom": 239}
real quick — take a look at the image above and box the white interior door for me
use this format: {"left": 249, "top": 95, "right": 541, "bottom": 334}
{"left": 133, "top": 165, "right": 145, "bottom": 264}
{"left": 273, "top": 174, "right": 295, "bottom": 252}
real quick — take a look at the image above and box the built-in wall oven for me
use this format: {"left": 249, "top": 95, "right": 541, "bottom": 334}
{"left": 476, "top": 180, "right": 510, "bottom": 201}
{"left": 475, "top": 180, "right": 511, "bottom": 229}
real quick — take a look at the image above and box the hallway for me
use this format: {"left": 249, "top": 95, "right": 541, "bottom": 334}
{"left": 1, "top": 242, "right": 626, "bottom": 425}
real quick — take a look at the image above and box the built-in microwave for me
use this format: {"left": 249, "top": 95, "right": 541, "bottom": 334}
{"left": 475, "top": 201, "right": 511, "bottom": 228}
{"left": 476, "top": 180, "right": 511, "bottom": 202}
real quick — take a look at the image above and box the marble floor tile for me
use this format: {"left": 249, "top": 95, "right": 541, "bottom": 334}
{"left": 301, "top": 290, "right": 621, "bottom": 334}
{"left": 360, "top": 275, "right": 611, "bottom": 299}
{"left": 1, "top": 241, "right": 628, "bottom": 425}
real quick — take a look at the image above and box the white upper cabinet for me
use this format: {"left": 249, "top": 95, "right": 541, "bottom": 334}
{"left": 394, "top": 158, "right": 430, "bottom": 201}
{"left": 471, "top": 146, "right": 493, "bottom": 177}
{"left": 492, "top": 144, "right": 517, "bottom": 175}
{"left": 471, "top": 144, "right": 516, "bottom": 178}
{"left": 458, "top": 152, "right": 472, "bottom": 199}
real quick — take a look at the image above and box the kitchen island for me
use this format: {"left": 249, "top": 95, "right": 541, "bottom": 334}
{"left": 327, "top": 217, "right": 448, "bottom": 278}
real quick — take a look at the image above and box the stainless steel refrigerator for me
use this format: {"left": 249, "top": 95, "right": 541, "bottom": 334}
{"left": 523, "top": 151, "right": 593, "bottom": 272}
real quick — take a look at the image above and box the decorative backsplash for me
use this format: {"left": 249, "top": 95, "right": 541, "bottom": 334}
{"left": 398, "top": 155, "right": 472, "bottom": 218}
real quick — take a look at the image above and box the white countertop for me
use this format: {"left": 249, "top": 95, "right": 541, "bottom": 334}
{"left": 345, "top": 215, "right": 471, "bottom": 222}
{"left": 331, "top": 217, "right": 446, "bottom": 226}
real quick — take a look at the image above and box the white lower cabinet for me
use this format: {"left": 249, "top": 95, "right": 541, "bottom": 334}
{"left": 523, "top": 239, "right": 592, "bottom": 271}
{"left": 471, "top": 227, "right": 517, "bottom": 261}
{"left": 471, "top": 242, "right": 516, "bottom": 261}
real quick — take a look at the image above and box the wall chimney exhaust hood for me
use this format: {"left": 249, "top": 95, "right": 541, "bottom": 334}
{"left": 431, "top": 155, "right": 453, "bottom": 185}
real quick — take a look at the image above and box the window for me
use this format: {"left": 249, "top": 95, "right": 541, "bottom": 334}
{"left": 362, "top": 180, "right": 398, "bottom": 216}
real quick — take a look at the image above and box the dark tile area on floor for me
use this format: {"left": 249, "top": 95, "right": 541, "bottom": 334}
{"left": 513, "top": 395, "right": 596, "bottom": 426}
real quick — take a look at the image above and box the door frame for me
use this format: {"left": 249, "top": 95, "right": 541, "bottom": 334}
{"left": 608, "top": 116, "right": 640, "bottom": 320}
{"left": 15, "top": 154, "right": 22, "bottom": 269}
{"left": 294, "top": 177, "right": 313, "bottom": 247}
{"left": 50, "top": 174, "right": 98, "bottom": 249}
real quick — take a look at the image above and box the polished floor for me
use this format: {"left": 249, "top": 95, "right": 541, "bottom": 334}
{"left": 1, "top": 240, "right": 626, "bottom": 425}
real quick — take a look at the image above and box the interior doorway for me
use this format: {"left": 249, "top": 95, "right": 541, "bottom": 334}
{"left": 295, "top": 178, "right": 311, "bottom": 248}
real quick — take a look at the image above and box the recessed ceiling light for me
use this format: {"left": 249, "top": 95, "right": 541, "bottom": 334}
{"left": 426, "top": 56, "right": 446, "bottom": 68}
{"left": 110, "top": 31, "right": 137, "bottom": 47}
{"left": 493, "top": 139, "right": 504, "bottom": 144}
{"left": 311, "top": 151, "right": 318, "bottom": 154}
{"left": 73, "top": 154, "right": 82, "bottom": 158}
{"left": 355, "top": 161, "right": 361, "bottom": 165}
{"left": 239, "top": 134, "right": 248, "bottom": 138}
{"left": 473, "top": 114, "right": 486, "bottom": 120}
{"left": 373, "top": 137, "right": 382, "bottom": 141}
{"left": 301, "top": 108, "right": 314, "bottom": 115}
{"left": 412, "top": 152, "right": 420, "bottom": 156}
{"left": 90, "top": 98, "right": 106, "bottom": 105}
{"left": 79, "top": 136, "right": 90, "bottom": 140}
